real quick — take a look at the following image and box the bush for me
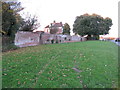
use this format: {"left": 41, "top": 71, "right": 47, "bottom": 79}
{"left": 1, "top": 36, "right": 19, "bottom": 52}
{"left": 2, "top": 43, "right": 19, "bottom": 52}
{"left": 2, "top": 36, "right": 13, "bottom": 45}
{"left": 51, "top": 39, "right": 54, "bottom": 44}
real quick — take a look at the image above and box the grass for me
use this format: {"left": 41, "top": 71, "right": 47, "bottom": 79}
{"left": 2, "top": 41, "right": 118, "bottom": 88}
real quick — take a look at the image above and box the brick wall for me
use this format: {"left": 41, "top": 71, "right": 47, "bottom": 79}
{"left": 14, "top": 31, "right": 41, "bottom": 47}
{"left": 14, "top": 31, "right": 87, "bottom": 47}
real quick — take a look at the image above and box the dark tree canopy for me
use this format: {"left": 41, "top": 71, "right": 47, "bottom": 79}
{"left": 1, "top": 1, "right": 23, "bottom": 37}
{"left": 1, "top": 1, "right": 40, "bottom": 36}
{"left": 73, "top": 13, "right": 113, "bottom": 38}
{"left": 62, "top": 23, "right": 70, "bottom": 35}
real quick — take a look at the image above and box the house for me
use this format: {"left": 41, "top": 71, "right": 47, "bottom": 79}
{"left": 44, "top": 25, "right": 50, "bottom": 33}
{"left": 44, "top": 21, "right": 63, "bottom": 34}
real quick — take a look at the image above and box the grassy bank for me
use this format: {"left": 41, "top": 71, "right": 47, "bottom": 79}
{"left": 2, "top": 41, "right": 118, "bottom": 88}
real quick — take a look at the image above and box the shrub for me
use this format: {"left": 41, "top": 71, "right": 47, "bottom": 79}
{"left": 51, "top": 39, "right": 54, "bottom": 44}
{"left": 2, "top": 36, "right": 19, "bottom": 52}
{"left": 2, "top": 43, "right": 19, "bottom": 52}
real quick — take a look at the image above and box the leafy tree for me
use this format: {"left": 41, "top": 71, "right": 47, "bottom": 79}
{"left": 1, "top": 1, "right": 23, "bottom": 38}
{"left": 73, "top": 13, "right": 113, "bottom": 40}
{"left": 62, "top": 23, "right": 70, "bottom": 35}
{"left": 19, "top": 15, "right": 40, "bottom": 32}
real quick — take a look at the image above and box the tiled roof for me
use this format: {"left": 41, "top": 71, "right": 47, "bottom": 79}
{"left": 45, "top": 25, "right": 49, "bottom": 28}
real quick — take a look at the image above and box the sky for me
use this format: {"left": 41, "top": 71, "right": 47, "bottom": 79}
{"left": 18, "top": 0, "right": 119, "bottom": 37}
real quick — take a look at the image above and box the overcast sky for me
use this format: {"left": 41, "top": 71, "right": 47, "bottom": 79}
{"left": 18, "top": 0, "right": 119, "bottom": 37}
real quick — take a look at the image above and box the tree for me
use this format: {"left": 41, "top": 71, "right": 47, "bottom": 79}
{"left": 19, "top": 15, "right": 40, "bottom": 32}
{"left": 62, "top": 23, "right": 70, "bottom": 35}
{"left": 73, "top": 13, "right": 113, "bottom": 40}
{"left": 1, "top": 1, "right": 23, "bottom": 38}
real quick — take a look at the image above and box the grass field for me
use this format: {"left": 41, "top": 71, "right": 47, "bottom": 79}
{"left": 2, "top": 41, "right": 118, "bottom": 88}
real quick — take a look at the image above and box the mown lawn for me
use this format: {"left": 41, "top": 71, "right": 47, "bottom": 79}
{"left": 2, "top": 41, "right": 118, "bottom": 88}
